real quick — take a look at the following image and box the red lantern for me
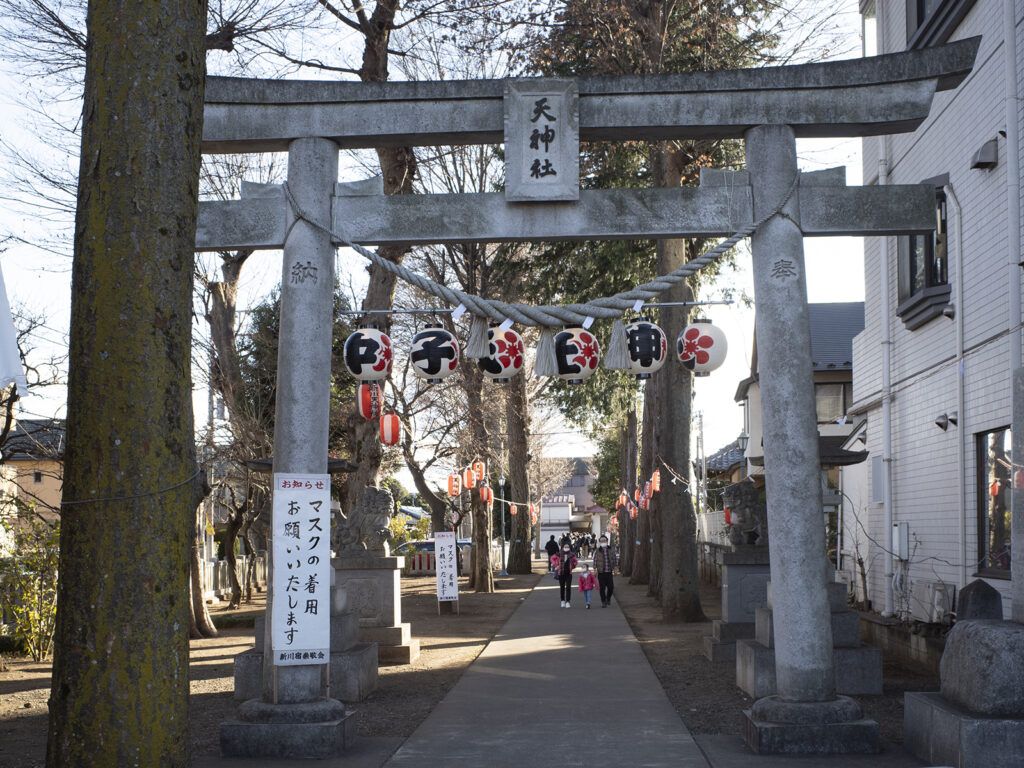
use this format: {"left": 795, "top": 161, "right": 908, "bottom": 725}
{"left": 344, "top": 326, "right": 393, "bottom": 383}
{"left": 473, "top": 460, "right": 486, "bottom": 482}
{"left": 724, "top": 507, "right": 732, "bottom": 525}
{"left": 634, "top": 488, "right": 640, "bottom": 502}
{"left": 379, "top": 413, "right": 401, "bottom": 446}
{"left": 480, "top": 485, "right": 493, "bottom": 504}
{"left": 644, "top": 480, "right": 651, "bottom": 498}
{"left": 617, "top": 492, "right": 627, "bottom": 508}
{"left": 530, "top": 511, "right": 537, "bottom": 525}
{"left": 357, "top": 382, "right": 382, "bottom": 420}
{"left": 478, "top": 326, "right": 525, "bottom": 382}
{"left": 448, "top": 474, "right": 462, "bottom": 497}
{"left": 625, "top": 318, "right": 668, "bottom": 379}
{"left": 652, "top": 470, "right": 661, "bottom": 492}
{"left": 462, "top": 467, "right": 476, "bottom": 490}
{"left": 553, "top": 326, "right": 600, "bottom": 384}
{"left": 510, "top": 504, "right": 518, "bottom": 516}
{"left": 677, "top": 319, "right": 727, "bottom": 377}
{"left": 629, "top": 505, "right": 638, "bottom": 520}
{"left": 410, "top": 324, "right": 460, "bottom": 383}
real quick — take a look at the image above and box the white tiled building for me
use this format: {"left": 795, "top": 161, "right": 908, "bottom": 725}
{"left": 847, "top": 0, "right": 1020, "bottom": 619}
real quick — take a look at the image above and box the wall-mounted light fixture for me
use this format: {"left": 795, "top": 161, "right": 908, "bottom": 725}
{"left": 935, "top": 412, "right": 958, "bottom": 431}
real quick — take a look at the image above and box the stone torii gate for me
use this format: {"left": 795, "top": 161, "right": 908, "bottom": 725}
{"left": 197, "top": 38, "right": 978, "bottom": 757}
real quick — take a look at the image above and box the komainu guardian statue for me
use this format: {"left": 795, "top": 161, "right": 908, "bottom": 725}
{"left": 333, "top": 485, "right": 393, "bottom": 556}
{"left": 723, "top": 479, "right": 768, "bottom": 549}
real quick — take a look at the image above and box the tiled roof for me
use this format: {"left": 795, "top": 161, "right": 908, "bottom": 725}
{"left": 808, "top": 302, "right": 864, "bottom": 371}
{"left": 2, "top": 418, "right": 66, "bottom": 461}
{"left": 706, "top": 439, "right": 744, "bottom": 473}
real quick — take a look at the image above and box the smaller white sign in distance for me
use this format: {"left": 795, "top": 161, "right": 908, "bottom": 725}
{"left": 271, "top": 473, "right": 331, "bottom": 666}
{"left": 435, "top": 531, "right": 460, "bottom": 603}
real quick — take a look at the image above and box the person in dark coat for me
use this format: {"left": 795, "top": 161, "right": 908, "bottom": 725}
{"left": 593, "top": 534, "right": 617, "bottom": 607}
{"left": 544, "top": 535, "right": 559, "bottom": 571}
{"left": 550, "top": 543, "right": 578, "bottom": 608}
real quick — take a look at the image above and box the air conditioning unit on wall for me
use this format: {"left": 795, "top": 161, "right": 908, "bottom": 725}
{"left": 909, "top": 580, "right": 955, "bottom": 624}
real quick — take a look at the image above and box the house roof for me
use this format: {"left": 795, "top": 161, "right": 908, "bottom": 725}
{"left": 707, "top": 439, "right": 744, "bottom": 473}
{"left": 735, "top": 302, "right": 865, "bottom": 401}
{"left": 2, "top": 418, "right": 66, "bottom": 461}
{"left": 808, "top": 302, "right": 864, "bottom": 371}
{"left": 748, "top": 434, "right": 868, "bottom": 468}
{"left": 543, "top": 495, "right": 575, "bottom": 504}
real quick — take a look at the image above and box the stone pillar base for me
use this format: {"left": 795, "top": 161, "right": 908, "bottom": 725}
{"left": 904, "top": 692, "right": 1024, "bottom": 767}
{"left": 703, "top": 619, "right": 754, "bottom": 662}
{"left": 233, "top": 644, "right": 378, "bottom": 702}
{"left": 360, "top": 622, "right": 421, "bottom": 664}
{"left": 221, "top": 708, "right": 356, "bottom": 758}
{"left": 743, "top": 695, "right": 878, "bottom": 755}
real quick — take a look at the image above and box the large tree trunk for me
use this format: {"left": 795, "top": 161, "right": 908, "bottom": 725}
{"left": 223, "top": 507, "right": 244, "bottom": 609}
{"left": 506, "top": 366, "right": 533, "bottom": 573}
{"left": 652, "top": 142, "right": 706, "bottom": 622}
{"left": 45, "top": 0, "right": 206, "bottom": 763}
{"left": 642, "top": 391, "right": 662, "bottom": 598}
{"left": 343, "top": 1, "right": 417, "bottom": 515}
{"left": 620, "top": 409, "right": 638, "bottom": 576}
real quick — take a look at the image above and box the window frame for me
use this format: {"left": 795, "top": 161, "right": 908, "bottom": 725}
{"left": 905, "top": 0, "right": 978, "bottom": 50}
{"left": 975, "top": 426, "right": 1012, "bottom": 580}
{"left": 897, "top": 175, "right": 951, "bottom": 330}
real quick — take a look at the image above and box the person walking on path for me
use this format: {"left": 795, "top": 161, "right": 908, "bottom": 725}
{"left": 593, "top": 534, "right": 616, "bottom": 607}
{"left": 550, "top": 543, "right": 577, "bottom": 607}
{"left": 544, "top": 535, "right": 559, "bottom": 571}
{"left": 578, "top": 563, "right": 597, "bottom": 609}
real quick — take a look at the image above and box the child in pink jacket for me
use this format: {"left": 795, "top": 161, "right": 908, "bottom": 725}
{"left": 578, "top": 563, "right": 598, "bottom": 609}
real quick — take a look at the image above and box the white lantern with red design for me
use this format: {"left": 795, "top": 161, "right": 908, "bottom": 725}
{"left": 477, "top": 325, "right": 525, "bottom": 383}
{"left": 462, "top": 467, "right": 476, "bottom": 490}
{"left": 625, "top": 318, "right": 668, "bottom": 380}
{"left": 530, "top": 510, "right": 537, "bottom": 525}
{"left": 629, "top": 504, "right": 638, "bottom": 520}
{"left": 410, "top": 324, "right": 460, "bottom": 384}
{"left": 379, "top": 413, "right": 401, "bottom": 446}
{"left": 553, "top": 326, "right": 600, "bottom": 384}
{"left": 357, "top": 382, "right": 382, "bottom": 420}
{"left": 447, "top": 474, "right": 462, "bottom": 497}
{"left": 472, "top": 460, "right": 486, "bottom": 483}
{"left": 510, "top": 504, "right": 518, "bottom": 516}
{"left": 344, "top": 326, "right": 393, "bottom": 383}
{"left": 676, "top": 318, "right": 728, "bottom": 376}
{"left": 652, "top": 469, "right": 661, "bottom": 493}
{"left": 618, "top": 491, "right": 628, "bottom": 508}
{"left": 480, "top": 485, "right": 493, "bottom": 505}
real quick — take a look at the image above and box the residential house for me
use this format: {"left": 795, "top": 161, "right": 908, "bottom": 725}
{"left": 731, "top": 303, "right": 868, "bottom": 572}
{"left": 0, "top": 418, "right": 64, "bottom": 522}
{"left": 538, "top": 457, "right": 601, "bottom": 549}
{"left": 848, "top": 0, "right": 1020, "bottom": 621}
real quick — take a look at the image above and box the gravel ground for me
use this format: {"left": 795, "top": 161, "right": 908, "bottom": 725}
{"left": 613, "top": 578, "right": 940, "bottom": 745}
{"left": 0, "top": 569, "right": 541, "bottom": 767}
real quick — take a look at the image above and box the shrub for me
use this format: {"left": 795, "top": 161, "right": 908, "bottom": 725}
{"left": 0, "top": 516, "right": 60, "bottom": 661}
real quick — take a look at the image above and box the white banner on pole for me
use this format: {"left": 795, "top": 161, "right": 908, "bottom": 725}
{"left": 435, "top": 531, "right": 459, "bottom": 602}
{"left": 271, "top": 473, "right": 331, "bottom": 666}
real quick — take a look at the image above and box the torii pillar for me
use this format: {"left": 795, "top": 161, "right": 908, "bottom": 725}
{"left": 743, "top": 124, "right": 876, "bottom": 751}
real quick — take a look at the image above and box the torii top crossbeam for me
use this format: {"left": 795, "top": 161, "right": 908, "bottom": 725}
{"left": 202, "top": 38, "right": 978, "bottom": 153}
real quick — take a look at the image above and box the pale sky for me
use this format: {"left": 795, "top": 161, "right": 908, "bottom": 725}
{"left": 0, "top": 2, "right": 867, "bottom": 489}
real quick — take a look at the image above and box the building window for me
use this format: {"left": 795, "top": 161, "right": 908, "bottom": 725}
{"left": 861, "top": 1, "right": 877, "bottom": 57}
{"left": 976, "top": 427, "right": 1011, "bottom": 577}
{"left": 897, "top": 181, "right": 950, "bottom": 330}
{"left": 33, "top": 471, "right": 42, "bottom": 484}
{"left": 906, "top": 0, "right": 978, "bottom": 50}
{"left": 815, "top": 383, "right": 851, "bottom": 423}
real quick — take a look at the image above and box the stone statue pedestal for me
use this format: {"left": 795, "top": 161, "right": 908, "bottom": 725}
{"left": 736, "top": 581, "right": 882, "bottom": 698}
{"left": 904, "top": 620, "right": 1024, "bottom": 766}
{"left": 229, "top": 569, "right": 379, "bottom": 704}
{"left": 333, "top": 555, "right": 420, "bottom": 664}
{"left": 703, "top": 546, "right": 770, "bottom": 662}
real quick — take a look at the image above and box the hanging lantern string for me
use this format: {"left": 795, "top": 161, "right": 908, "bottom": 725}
{"left": 282, "top": 173, "right": 798, "bottom": 330}
{"left": 655, "top": 454, "right": 692, "bottom": 491}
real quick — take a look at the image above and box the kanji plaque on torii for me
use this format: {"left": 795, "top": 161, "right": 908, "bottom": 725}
{"left": 503, "top": 78, "right": 579, "bottom": 202}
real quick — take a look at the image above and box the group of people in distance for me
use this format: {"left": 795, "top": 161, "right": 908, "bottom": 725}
{"left": 544, "top": 533, "right": 616, "bottom": 609}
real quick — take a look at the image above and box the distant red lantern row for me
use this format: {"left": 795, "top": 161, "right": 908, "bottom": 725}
{"left": 617, "top": 469, "right": 662, "bottom": 520}
{"left": 343, "top": 317, "right": 727, "bottom": 388}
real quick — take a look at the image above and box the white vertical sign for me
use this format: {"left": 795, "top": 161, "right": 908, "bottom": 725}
{"left": 435, "top": 531, "right": 459, "bottom": 603}
{"left": 271, "top": 473, "right": 331, "bottom": 665}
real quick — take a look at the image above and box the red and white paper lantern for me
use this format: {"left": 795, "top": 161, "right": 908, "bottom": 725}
{"left": 462, "top": 467, "right": 477, "bottom": 490}
{"left": 625, "top": 318, "right": 668, "bottom": 379}
{"left": 510, "top": 504, "right": 518, "bottom": 516}
{"left": 379, "top": 413, "right": 401, "bottom": 446}
{"left": 344, "top": 327, "right": 393, "bottom": 383}
{"left": 357, "top": 382, "right": 382, "bottom": 420}
{"left": 553, "top": 326, "right": 600, "bottom": 384}
{"left": 479, "top": 485, "right": 493, "bottom": 504}
{"left": 676, "top": 319, "right": 727, "bottom": 376}
{"left": 448, "top": 474, "right": 462, "bottom": 497}
{"left": 652, "top": 469, "right": 661, "bottom": 493}
{"left": 472, "top": 460, "right": 486, "bottom": 483}
{"left": 477, "top": 326, "right": 525, "bottom": 383}
{"left": 410, "top": 325, "right": 460, "bottom": 384}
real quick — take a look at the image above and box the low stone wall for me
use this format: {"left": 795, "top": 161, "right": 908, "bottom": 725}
{"left": 858, "top": 611, "right": 946, "bottom": 675}
{"left": 698, "top": 542, "right": 728, "bottom": 587}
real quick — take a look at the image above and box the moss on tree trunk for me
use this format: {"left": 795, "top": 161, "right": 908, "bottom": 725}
{"left": 45, "top": 0, "right": 206, "bottom": 764}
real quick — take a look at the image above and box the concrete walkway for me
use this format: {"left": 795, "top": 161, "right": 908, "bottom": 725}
{"left": 384, "top": 574, "right": 708, "bottom": 768}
